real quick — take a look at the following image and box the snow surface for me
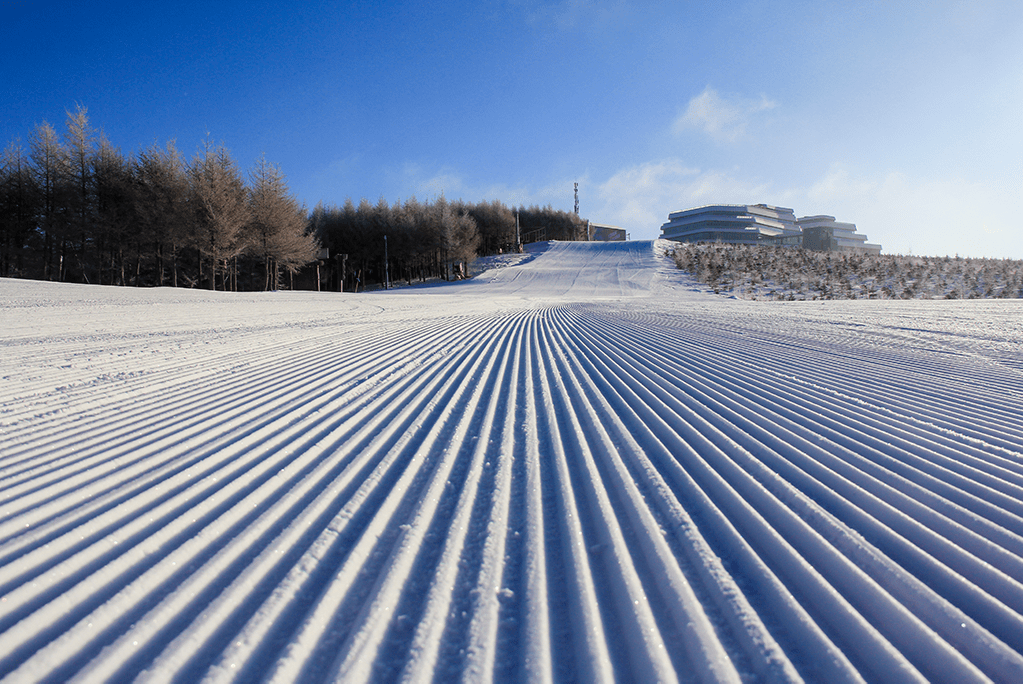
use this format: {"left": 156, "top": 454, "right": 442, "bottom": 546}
{"left": 2, "top": 239, "right": 1023, "bottom": 683}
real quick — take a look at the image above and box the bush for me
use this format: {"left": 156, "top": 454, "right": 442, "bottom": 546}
{"left": 665, "top": 243, "right": 1023, "bottom": 300}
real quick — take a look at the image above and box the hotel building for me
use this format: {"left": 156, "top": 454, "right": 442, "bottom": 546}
{"left": 659, "top": 204, "right": 880, "bottom": 253}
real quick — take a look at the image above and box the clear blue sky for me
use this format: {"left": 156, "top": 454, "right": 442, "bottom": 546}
{"left": 4, "top": 0, "right": 1022, "bottom": 258}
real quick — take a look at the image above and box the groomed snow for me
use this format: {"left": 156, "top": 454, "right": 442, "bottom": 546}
{"left": 2, "top": 240, "right": 1022, "bottom": 683}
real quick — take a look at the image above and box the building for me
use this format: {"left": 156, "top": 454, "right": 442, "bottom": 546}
{"left": 797, "top": 215, "right": 881, "bottom": 254}
{"left": 588, "top": 222, "right": 627, "bottom": 241}
{"left": 659, "top": 204, "right": 802, "bottom": 246}
{"left": 659, "top": 203, "right": 880, "bottom": 253}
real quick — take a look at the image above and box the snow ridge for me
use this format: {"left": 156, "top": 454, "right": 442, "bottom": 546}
{"left": 1, "top": 241, "right": 1022, "bottom": 682}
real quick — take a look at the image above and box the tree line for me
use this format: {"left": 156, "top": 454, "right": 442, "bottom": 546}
{"left": 1, "top": 105, "right": 318, "bottom": 291}
{"left": 1, "top": 105, "right": 591, "bottom": 292}
{"left": 311, "top": 197, "right": 587, "bottom": 291}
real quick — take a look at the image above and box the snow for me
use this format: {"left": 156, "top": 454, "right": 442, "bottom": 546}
{"left": 2, "top": 240, "right": 1022, "bottom": 682}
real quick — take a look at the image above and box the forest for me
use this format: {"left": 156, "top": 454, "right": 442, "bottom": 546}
{"left": 311, "top": 197, "right": 587, "bottom": 292}
{"left": 0, "top": 106, "right": 589, "bottom": 292}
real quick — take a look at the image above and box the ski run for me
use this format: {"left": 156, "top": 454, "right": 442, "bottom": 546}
{"left": 2, "top": 240, "right": 1023, "bottom": 683}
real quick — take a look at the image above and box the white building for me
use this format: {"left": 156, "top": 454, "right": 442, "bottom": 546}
{"left": 797, "top": 215, "right": 881, "bottom": 254}
{"left": 659, "top": 204, "right": 880, "bottom": 253}
{"left": 659, "top": 204, "right": 802, "bottom": 245}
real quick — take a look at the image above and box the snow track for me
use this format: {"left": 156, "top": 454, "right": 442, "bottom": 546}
{"left": 2, "top": 241, "right": 1022, "bottom": 682}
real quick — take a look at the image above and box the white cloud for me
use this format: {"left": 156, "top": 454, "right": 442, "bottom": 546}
{"left": 673, "top": 87, "right": 778, "bottom": 143}
{"left": 385, "top": 163, "right": 585, "bottom": 212}
{"left": 592, "top": 158, "right": 1021, "bottom": 259}
{"left": 365, "top": 156, "right": 1022, "bottom": 260}
{"left": 593, "top": 160, "right": 695, "bottom": 232}
{"left": 591, "top": 160, "right": 771, "bottom": 238}
{"left": 800, "top": 163, "right": 1019, "bottom": 258}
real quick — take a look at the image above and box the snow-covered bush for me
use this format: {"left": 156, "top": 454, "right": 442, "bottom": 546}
{"left": 666, "top": 243, "right": 1023, "bottom": 300}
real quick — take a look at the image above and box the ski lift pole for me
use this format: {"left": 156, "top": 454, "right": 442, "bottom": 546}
{"left": 384, "top": 235, "right": 390, "bottom": 290}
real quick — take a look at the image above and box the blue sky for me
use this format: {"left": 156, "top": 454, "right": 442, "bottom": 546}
{"left": 4, "top": 0, "right": 1022, "bottom": 258}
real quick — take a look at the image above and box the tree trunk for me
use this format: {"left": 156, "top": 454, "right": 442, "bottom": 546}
{"left": 157, "top": 242, "right": 165, "bottom": 286}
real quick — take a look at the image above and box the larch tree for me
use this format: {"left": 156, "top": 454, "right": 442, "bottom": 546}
{"left": 188, "top": 141, "right": 249, "bottom": 290}
{"left": 0, "top": 141, "right": 38, "bottom": 277}
{"left": 247, "top": 153, "right": 318, "bottom": 290}
{"left": 135, "top": 141, "right": 189, "bottom": 286}
{"left": 64, "top": 104, "right": 97, "bottom": 283}
{"left": 467, "top": 199, "right": 515, "bottom": 254}
{"left": 435, "top": 197, "right": 479, "bottom": 280}
{"left": 29, "top": 121, "right": 69, "bottom": 281}
{"left": 93, "top": 137, "right": 135, "bottom": 285}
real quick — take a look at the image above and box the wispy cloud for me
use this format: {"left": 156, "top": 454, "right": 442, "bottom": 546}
{"left": 592, "top": 159, "right": 771, "bottom": 233}
{"left": 593, "top": 158, "right": 1020, "bottom": 258}
{"left": 594, "top": 160, "right": 699, "bottom": 231}
{"left": 522, "top": 0, "right": 629, "bottom": 34}
{"left": 379, "top": 162, "right": 583, "bottom": 210}
{"left": 356, "top": 153, "right": 1021, "bottom": 260}
{"left": 395, "top": 162, "right": 469, "bottom": 200}
{"left": 673, "top": 87, "right": 778, "bottom": 143}
{"left": 801, "top": 163, "right": 1016, "bottom": 257}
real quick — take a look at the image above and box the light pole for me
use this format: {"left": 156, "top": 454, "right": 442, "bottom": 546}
{"left": 384, "top": 235, "right": 390, "bottom": 290}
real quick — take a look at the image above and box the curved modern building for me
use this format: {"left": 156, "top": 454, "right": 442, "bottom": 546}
{"left": 660, "top": 204, "right": 881, "bottom": 253}
{"left": 659, "top": 204, "right": 800, "bottom": 245}
{"left": 797, "top": 215, "right": 881, "bottom": 253}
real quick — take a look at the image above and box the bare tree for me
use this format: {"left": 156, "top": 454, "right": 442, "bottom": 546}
{"left": 434, "top": 197, "right": 479, "bottom": 280}
{"left": 135, "top": 140, "right": 189, "bottom": 286}
{"left": 247, "top": 154, "right": 318, "bottom": 290}
{"left": 64, "top": 104, "right": 96, "bottom": 282}
{"left": 29, "top": 121, "right": 69, "bottom": 281}
{"left": 93, "top": 137, "right": 135, "bottom": 285}
{"left": 0, "top": 141, "right": 38, "bottom": 277}
{"left": 188, "top": 141, "right": 249, "bottom": 290}
{"left": 467, "top": 199, "right": 515, "bottom": 254}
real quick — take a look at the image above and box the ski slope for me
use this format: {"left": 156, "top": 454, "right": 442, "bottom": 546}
{"left": 2, "top": 240, "right": 1022, "bottom": 683}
